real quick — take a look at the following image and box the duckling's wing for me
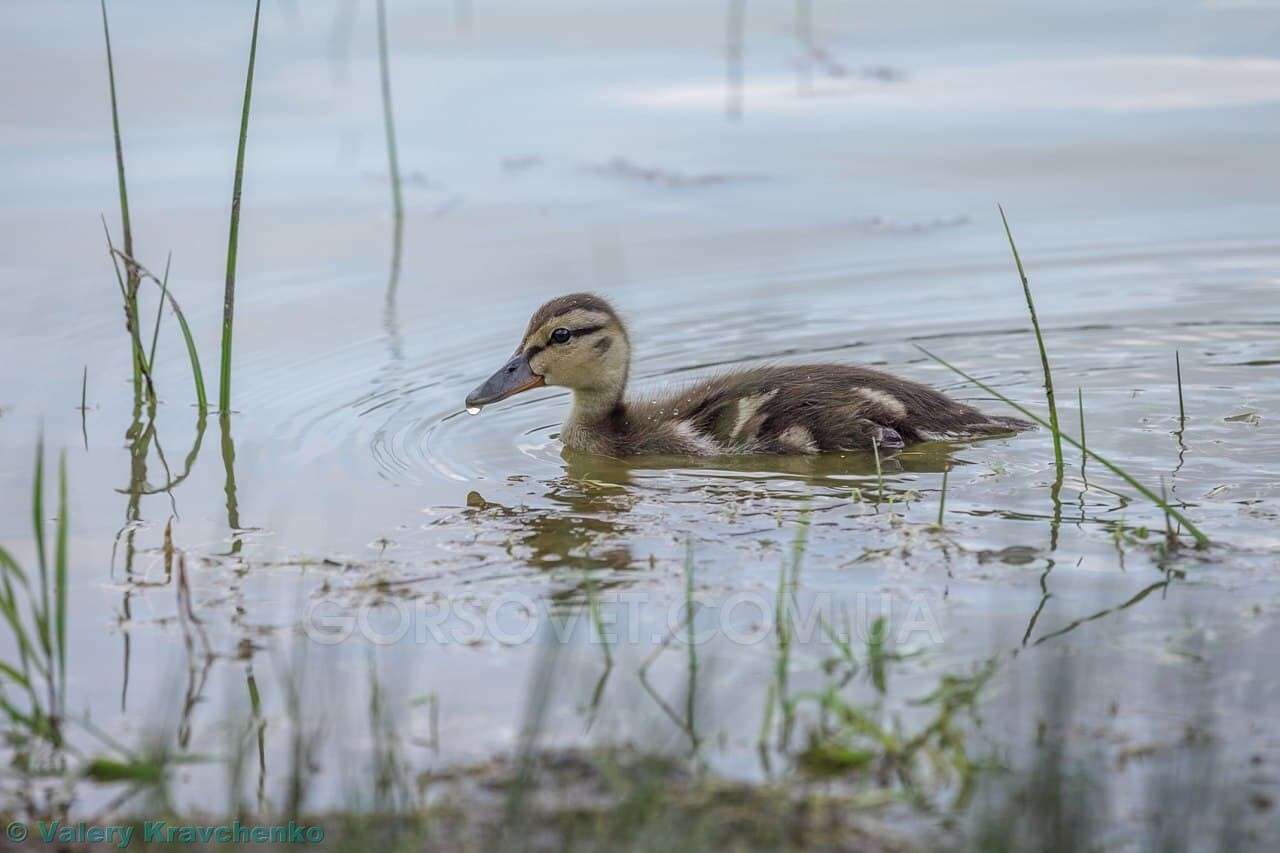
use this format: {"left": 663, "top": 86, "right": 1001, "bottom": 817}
{"left": 656, "top": 364, "right": 1030, "bottom": 454}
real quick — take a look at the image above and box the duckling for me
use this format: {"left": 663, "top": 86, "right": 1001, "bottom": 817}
{"left": 465, "top": 293, "right": 1032, "bottom": 457}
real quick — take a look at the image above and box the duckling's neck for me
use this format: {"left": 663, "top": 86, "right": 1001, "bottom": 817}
{"left": 563, "top": 387, "right": 627, "bottom": 453}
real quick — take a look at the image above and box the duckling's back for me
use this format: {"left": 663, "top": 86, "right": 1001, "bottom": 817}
{"left": 612, "top": 364, "right": 1031, "bottom": 456}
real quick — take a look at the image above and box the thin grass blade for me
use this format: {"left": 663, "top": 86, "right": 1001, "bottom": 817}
{"left": 999, "top": 205, "right": 1063, "bottom": 474}
{"left": 170, "top": 290, "right": 208, "bottom": 414}
{"left": 112, "top": 249, "right": 207, "bottom": 413}
{"left": 146, "top": 253, "right": 172, "bottom": 372}
{"left": 916, "top": 345, "right": 1209, "bottom": 547}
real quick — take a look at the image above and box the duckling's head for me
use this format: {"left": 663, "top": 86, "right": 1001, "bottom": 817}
{"left": 466, "top": 293, "right": 630, "bottom": 414}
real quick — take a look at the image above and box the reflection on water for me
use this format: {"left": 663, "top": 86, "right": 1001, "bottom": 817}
{"left": 1, "top": 0, "right": 1279, "bottom": 829}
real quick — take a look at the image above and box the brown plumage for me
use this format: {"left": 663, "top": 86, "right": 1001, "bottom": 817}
{"left": 466, "top": 293, "right": 1033, "bottom": 457}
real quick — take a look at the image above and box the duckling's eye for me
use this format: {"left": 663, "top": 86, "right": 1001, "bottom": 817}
{"left": 550, "top": 328, "right": 572, "bottom": 344}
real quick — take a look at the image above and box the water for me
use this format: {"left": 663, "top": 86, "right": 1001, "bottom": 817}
{"left": 1, "top": 0, "right": 1279, "bottom": 837}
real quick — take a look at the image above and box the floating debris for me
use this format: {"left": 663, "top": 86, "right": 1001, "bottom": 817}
{"left": 588, "top": 157, "right": 763, "bottom": 188}
{"left": 847, "top": 214, "right": 970, "bottom": 234}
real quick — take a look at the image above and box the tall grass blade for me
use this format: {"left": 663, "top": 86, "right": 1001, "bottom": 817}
{"left": 100, "top": 0, "right": 133, "bottom": 264}
{"left": 376, "top": 0, "right": 404, "bottom": 303}
{"left": 1175, "top": 351, "right": 1186, "bottom": 424}
{"left": 916, "top": 345, "right": 1210, "bottom": 547}
{"left": 32, "top": 434, "right": 50, "bottom": 658}
{"left": 1078, "top": 388, "right": 1086, "bottom": 458}
{"left": 55, "top": 451, "right": 69, "bottom": 709}
{"left": 99, "top": 0, "right": 142, "bottom": 397}
{"left": 1160, "top": 477, "right": 1175, "bottom": 546}
{"left": 1078, "top": 387, "right": 1089, "bottom": 485}
{"left": 999, "top": 205, "right": 1063, "bottom": 475}
{"left": 219, "top": 0, "right": 263, "bottom": 414}
{"left": 80, "top": 367, "right": 89, "bottom": 451}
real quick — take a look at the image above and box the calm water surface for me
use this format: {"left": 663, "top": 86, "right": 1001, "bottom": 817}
{"left": 1, "top": 0, "right": 1278, "bottom": 836}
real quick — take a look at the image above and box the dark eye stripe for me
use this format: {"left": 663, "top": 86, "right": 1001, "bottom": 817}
{"left": 526, "top": 325, "right": 606, "bottom": 358}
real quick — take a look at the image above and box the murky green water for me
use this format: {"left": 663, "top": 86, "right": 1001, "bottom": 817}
{"left": 2, "top": 0, "right": 1279, "bottom": 841}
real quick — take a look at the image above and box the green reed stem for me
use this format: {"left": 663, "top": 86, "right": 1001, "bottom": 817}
{"left": 55, "top": 451, "right": 68, "bottom": 709}
{"left": 32, "top": 434, "right": 49, "bottom": 660}
{"left": 376, "top": 0, "right": 404, "bottom": 301}
{"left": 1175, "top": 351, "right": 1186, "bottom": 424}
{"left": 80, "top": 368, "right": 88, "bottom": 412}
{"left": 1078, "top": 387, "right": 1088, "bottom": 477}
{"left": 937, "top": 467, "right": 949, "bottom": 527}
{"left": 872, "top": 438, "right": 884, "bottom": 502}
{"left": 916, "top": 345, "right": 1209, "bottom": 547}
{"left": 1077, "top": 388, "right": 1086, "bottom": 452}
{"left": 100, "top": 0, "right": 131, "bottom": 260}
{"left": 999, "top": 205, "right": 1063, "bottom": 476}
{"left": 1160, "top": 477, "right": 1174, "bottom": 545}
{"left": 220, "top": 0, "right": 262, "bottom": 414}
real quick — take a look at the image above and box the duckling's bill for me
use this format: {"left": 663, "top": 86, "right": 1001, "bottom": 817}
{"left": 465, "top": 352, "right": 545, "bottom": 411}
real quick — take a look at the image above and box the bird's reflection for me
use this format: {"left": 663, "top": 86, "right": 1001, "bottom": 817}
{"left": 559, "top": 439, "right": 970, "bottom": 497}
{"left": 464, "top": 488, "right": 633, "bottom": 576}
{"left": 465, "top": 439, "right": 974, "bottom": 598}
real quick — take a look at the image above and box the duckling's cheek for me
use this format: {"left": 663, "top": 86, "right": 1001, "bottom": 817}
{"left": 529, "top": 352, "right": 559, "bottom": 385}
